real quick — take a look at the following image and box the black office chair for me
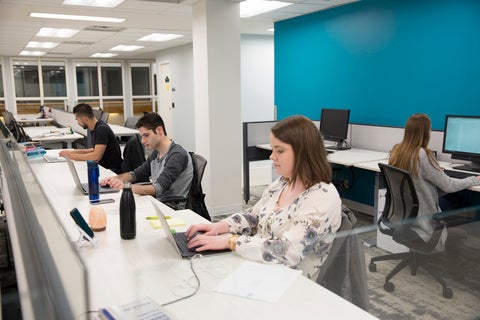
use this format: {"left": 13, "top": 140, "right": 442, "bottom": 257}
{"left": 92, "top": 108, "right": 103, "bottom": 121}
{"left": 2, "top": 111, "right": 15, "bottom": 131}
{"left": 11, "top": 119, "right": 30, "bottom": 143}
{"left": 161, "top": 152, "right": 211, "bottom": 221}
{"left": 124, "top": 116, "right": 140, "bottom": 129}
{"left": 100, "top": 111, "right": 110, "bottom": 123}
{"left": 369, "top": 163, "right": 453, "bottom": 298}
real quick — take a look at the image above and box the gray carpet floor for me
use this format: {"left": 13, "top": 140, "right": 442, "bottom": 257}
{"left": 216, "top": 185, "right": 480, "bottom": 320}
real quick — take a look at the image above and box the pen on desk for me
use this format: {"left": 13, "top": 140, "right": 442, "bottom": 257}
{"left": 146, "top": 215, "right": 170, "bottom": 220}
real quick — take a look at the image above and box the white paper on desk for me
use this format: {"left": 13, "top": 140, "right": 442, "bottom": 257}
{"left": 214, "top": 261, "right": 302, "bottom": 302}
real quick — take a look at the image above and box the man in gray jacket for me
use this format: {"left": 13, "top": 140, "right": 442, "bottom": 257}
{"left": 101, "top": 113, "right": 193, "bottom": 206}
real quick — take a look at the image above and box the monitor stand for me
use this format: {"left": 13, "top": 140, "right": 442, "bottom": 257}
{"left": 326, "top": 140, "right": 350, "bottom": 151}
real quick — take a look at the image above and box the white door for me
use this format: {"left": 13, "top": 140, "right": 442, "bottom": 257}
{"left": 158, "top": 62, "right": 174, "bottom": 138}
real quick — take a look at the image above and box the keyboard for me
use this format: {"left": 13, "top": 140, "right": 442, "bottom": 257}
{"left": 444, "top": 169, "right": 477, "bottom": 179}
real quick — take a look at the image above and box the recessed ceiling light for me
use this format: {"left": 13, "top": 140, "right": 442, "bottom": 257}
{"left": 26, "top": 41, "right": 59, "bottom": 49}
{"left": 138, "top": 33, "right": 183, "bottom": 42}
{"left": 36, "top": 27, "right": 80, "bottom": 38}
{"left": 63, "top": 0, "right": 124, "bottom": 8}
{"left": 110, "top": 45, "right": 143, "bottom": 51}
{"left": 91, "top": 53, "right": 118, "bottom": 58}
{"left": 19, "top": 51, "right": 46, "bottom": 56}
{"left": 240, "top": 0, "right": 293, "bottom": 18}
{"left": 30, "top": 12, "right": 125, "bottom": 23}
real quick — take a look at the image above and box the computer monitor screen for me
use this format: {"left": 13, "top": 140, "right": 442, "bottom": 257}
{"left": 442, "top": 115, "right": 480, "bottom": 172}
{"left": 320, "top": 108, "right": 350, "bottom": 149}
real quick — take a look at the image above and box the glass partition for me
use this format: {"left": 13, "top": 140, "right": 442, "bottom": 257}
{"left": 0, "top": 121, "right": 87, "bottom": 319}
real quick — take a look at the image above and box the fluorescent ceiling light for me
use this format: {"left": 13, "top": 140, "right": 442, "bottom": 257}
{"left": 63, "top": 0, "right": 124, "bottom": 8}
{"left": 110, "top": 45, "right": 143, "bottom": 51}
{"left": 267, "top": 28, "right": 274, "bottom": 32}
{"left": 26, "top": 41, "right": 59, "bottom": 49}
{"left": 30, "top": 12, "right": 125, "bottom": 23}
{"left": 91, "top": 53, "right": 118, "bottom": 58}
{"left": 19, "top": 51, "right": 46, "bottom": 56}
{"left": 138, "top": 33, "right": 183, "bottom": 42}
{"left": 36, "top": 27, "right": 80, "bottom": 38}
{"left": 240, "top": 0, "right": 293, "bottom": 18}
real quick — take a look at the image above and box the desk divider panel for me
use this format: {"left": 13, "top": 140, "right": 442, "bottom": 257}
{"left": 0, "top": 123, "right": 88, "bottom": 319}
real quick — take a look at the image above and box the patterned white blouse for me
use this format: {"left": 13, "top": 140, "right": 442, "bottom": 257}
{"left": 223, "top": 177, "right": 342, "bottom": 279}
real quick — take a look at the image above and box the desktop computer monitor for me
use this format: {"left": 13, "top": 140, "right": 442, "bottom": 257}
{"left": 442, "top": 115, "right": 480, "bottom": 173}
{"left": 320, "top": 108, "right": 350, "bottom": 150}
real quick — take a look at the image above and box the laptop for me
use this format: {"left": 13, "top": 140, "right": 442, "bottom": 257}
{"left": 152, "top": 201, "right": 231, "bottom": 259}
{"left": 43, "top": 155, "right": 67, "bottom": 163}
{"left": 66, "top": 158, "right": 119, "bottom": 195}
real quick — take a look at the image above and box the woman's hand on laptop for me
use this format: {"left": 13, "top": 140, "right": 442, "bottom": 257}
{"left": 187, "top": 233, "right": 231, "bottom": 252}
{"left": 186, "top": 221, "right": 229, "bottom": 239}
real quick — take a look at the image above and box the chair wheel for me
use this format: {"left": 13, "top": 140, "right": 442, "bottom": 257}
{"left": 443, "top": 287, "right": 453, "bottom": 299}
{"left": 384, "top": 281, "right": 395, "bottom": 292}
{"left": 369, "top": 262, "right": 377, "bottom": 272}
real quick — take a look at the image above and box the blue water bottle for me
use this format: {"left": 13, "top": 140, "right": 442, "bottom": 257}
{"left": 87, "top": 160, "right": 100, "bottom": 203}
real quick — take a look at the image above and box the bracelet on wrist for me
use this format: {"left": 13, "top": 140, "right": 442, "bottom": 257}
{"left": 228, "top": 234, "right": 239, "bottom": 251}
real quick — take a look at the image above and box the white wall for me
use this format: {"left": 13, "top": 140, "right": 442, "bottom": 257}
{"left": 155, "top": 44, "right": 196, "bottom": 152}
{"left": 154, "top": 36, "right": 275, "bottom": 151}
{"left": 241, "top": 34, "right": 275, "bottom": 122}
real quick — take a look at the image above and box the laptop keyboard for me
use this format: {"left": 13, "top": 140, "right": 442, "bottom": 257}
{"left": 444, "top": 169, "right": 477, "bottom": 179}
{"left": 172, "top": 232, "right": 231, "bottom": 257}
{"left": 81, "top": 182, "right": 114, "bottom": 193}
{"left": 172, "top": 232, "right": 194, "bottom": 255}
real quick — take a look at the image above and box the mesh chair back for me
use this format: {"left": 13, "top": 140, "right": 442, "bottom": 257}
{"left": 124, "top": 116, "right": 140, "bottom": 129}
{"left": 92, "top": 108, "right": 103, "bottom": 120}
{"left": 100, "top": 111, "right": 109, "bottom": 123}
{"left": 378, "top": 163, "right": 419, "bottom": 236}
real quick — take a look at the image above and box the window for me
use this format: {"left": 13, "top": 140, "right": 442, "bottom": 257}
{"left": 13, "top": 60, "right": 40, "bottom": 97}
{"left": 42, "top": 61, "right": 67, "bottom": 97}
{"left": 101, "top": 62, "right": 123, "bottom": 96}
{"left": 76, "top": 62, "right": 99, "bottom": 97}
{"left": 131, "top": 63, "right": 153, "bottom": 115}
{"left": 131, "top": 64, "right": 150, "bottom": 96}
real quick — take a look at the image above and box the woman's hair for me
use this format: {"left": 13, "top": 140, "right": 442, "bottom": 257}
{"left": 271, "top": 115, "right": 331, "bottom": 187}
{"left": 135, "top": 112, "right": 167, "bottom": 135}
{"left": 389, "top": 113, "right": 440, "bottom": 176}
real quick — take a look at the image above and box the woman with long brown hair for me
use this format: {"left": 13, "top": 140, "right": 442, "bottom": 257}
{"left": 389, "top": 113, "right": 480, "bottom": 249}
{"left": 186, "top": 115, "right": 342, "bottom": 279}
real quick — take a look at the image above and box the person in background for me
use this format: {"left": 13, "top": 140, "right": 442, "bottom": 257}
{"left": 388, "top": 113, "right": 480, "bottom": 273}
{"left": 100, "top": 113, "right": 193, "bottom": 207}
{"left": 59, "top": 103, "right": 123, "bottom": 174}
{"left": 186, "top": 115, "right": 342, "bottom": 279}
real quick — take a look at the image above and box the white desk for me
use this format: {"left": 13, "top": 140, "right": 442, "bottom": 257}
{"left": 108, "top": 124, "right": 138, "bottom": 137}
{"left": 24, "top": 151, "right": 377, "bottom": 320}
{"left": 23, "top": 126, "right": 84, "bottom": 148}
{"left": 327, "top": 148, "right": 388, "bottom": 166}
{"left": 15, "top": 114, "right": 54, "bottom": 126}
{"left": 356, "top": 159, "right": 480, "bottom": 192}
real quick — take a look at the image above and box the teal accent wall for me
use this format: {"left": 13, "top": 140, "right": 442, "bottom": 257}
{"left": 274, "top": 0, "right": 480, "bottom": 130}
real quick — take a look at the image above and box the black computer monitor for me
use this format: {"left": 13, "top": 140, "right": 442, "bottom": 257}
{"left": 442, "top": 115, "right": 480, "bottom": 173}
{"left": 320, "top": 108, "right": 350, "bottom": 150}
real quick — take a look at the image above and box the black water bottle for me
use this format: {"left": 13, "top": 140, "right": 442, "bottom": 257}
{"left": 119, "top": 182, "right": 136, "bottom": 239}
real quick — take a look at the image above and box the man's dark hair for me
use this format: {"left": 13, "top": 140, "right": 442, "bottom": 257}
{"left": 135, "top": 112, "right": 167, "bottom": 135}
{"left": 73, "top": 103, "right": 94, "bottom": 118}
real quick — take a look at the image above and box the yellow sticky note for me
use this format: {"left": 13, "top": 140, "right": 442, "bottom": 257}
{"left": 149, "top": 218, "right": 185, "bottom": 229}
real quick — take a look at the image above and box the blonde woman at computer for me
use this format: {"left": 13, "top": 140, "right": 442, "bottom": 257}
{"left": 389, "top": 114, "right": 480, "bottom": 273}
{"left": 186, "top": 115, "right": 342, "bottom": 279}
